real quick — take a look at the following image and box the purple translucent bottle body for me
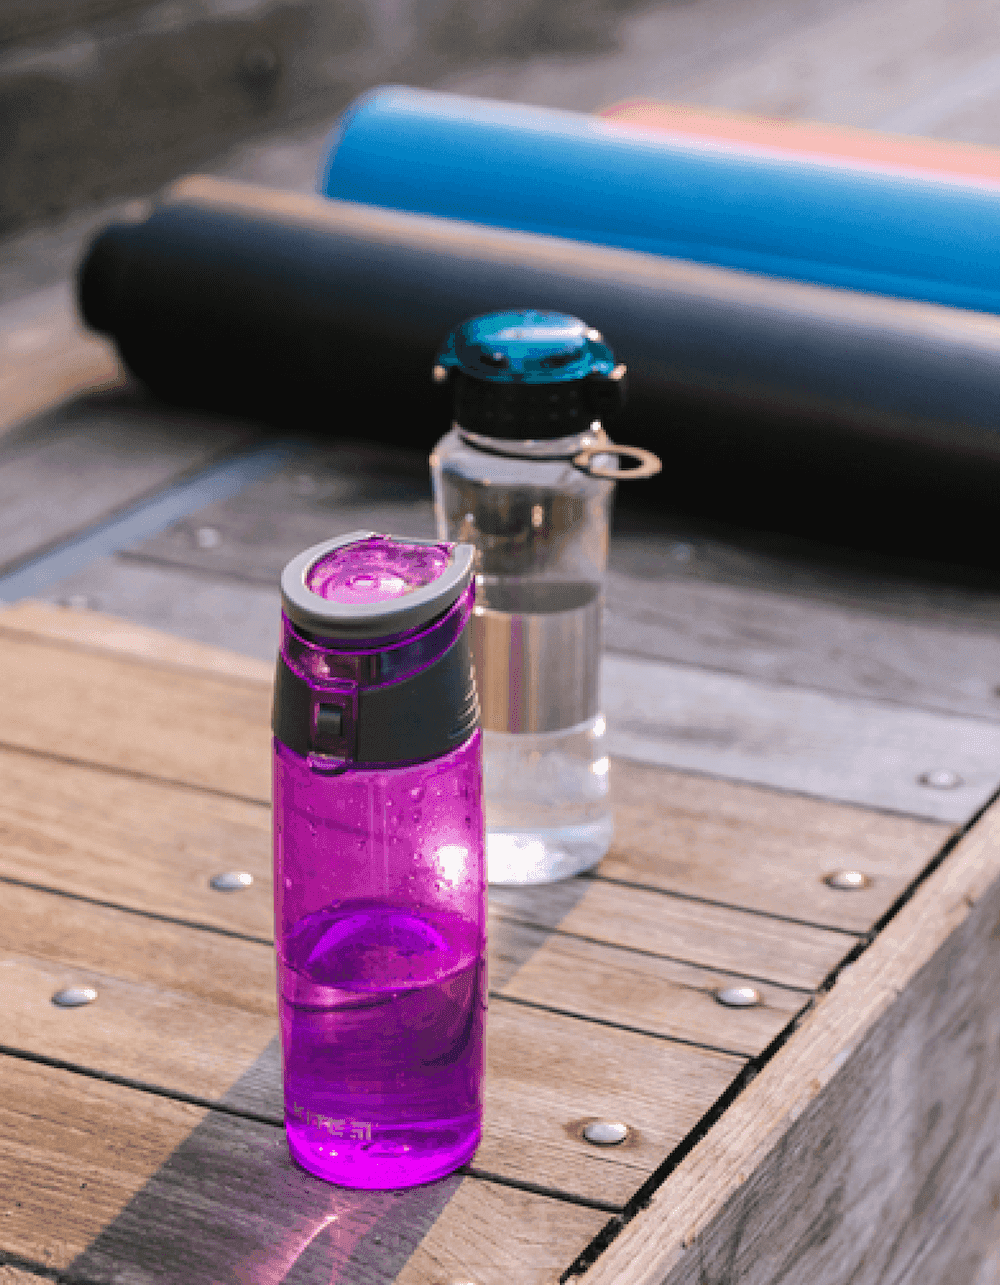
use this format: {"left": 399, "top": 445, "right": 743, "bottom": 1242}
{"left": 273, "top": 531, "right": 485, "bottom": 1189}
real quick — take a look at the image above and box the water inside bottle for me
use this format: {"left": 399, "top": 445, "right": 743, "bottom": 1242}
{"left": 472, "top": 579, "right": 612, "bottom": 883}
{"left": 279, "top": 900, "right": 484, "bottom": 1188}
{"left": 483, "top": 713, "right": 612, "bottom": 883}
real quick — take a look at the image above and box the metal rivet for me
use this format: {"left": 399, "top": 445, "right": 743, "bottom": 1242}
{"left": 431, "top": 364, "right": 448, "bottom": 384}
{"left": 195, "top": 526, "right": 222, "bottom": 549}
{"left": 919, "top": 769, "right": 963, "bottom": 789}
{"left": 210, "top": 871, "right": 254, "bottom": 891}
{"left": 52, "top": 987, "right": 97, "bottom": 1007}
{"left": 669, "top": 542, "right": 694, "bottom": 563}
{"left": 582, "top": 1120, "right": 629, "bottom": 1146}
{"left": 824, "top": 870, "right": 871, "bottom": 891}
{"left": 715, "top": 985, "right": 760, "bottom": 1008}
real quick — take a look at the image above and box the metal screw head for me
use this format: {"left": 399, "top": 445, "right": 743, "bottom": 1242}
{"left": 715, "top": 985, "right": 760, "bottom": 1009}
{"left": 824, "top": 870, "right": 871, "bottom": 891}
{"left": 582, "top": 1120, "right": 629, "bottom": 1146}
{"left": 210, "top": 871, "right": 254, "bottom": 892}
{"left": 52, "top": 987, "right": 97, "bottom": 1008}
{"left": 195, "top": 526, "right": 222, "bottom": 550}
{"left": 919, "top": 769, "right": 963, "bottom": 789}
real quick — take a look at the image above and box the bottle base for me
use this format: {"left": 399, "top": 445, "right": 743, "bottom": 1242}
{"left": 487, "top": 817, "right": 613, "bottom": 884}
{"left": 286, "top": 1118, "right": 480, "bottom": 1190}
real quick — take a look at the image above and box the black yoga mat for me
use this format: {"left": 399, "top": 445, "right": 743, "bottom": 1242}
{"left": 79, "top": 175, "right": 1000, "bottom": 563}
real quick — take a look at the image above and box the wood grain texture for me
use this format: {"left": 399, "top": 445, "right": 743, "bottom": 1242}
{"left": 0, "top": 882, "right": 275, "bottom": 1017}
{"left": 0, "top": 882, "right": 744, "bottom": 1206}
{"left": 492, "top": 919, "right": 807, "bottom": 1055}
{"left": 0, "top": 745, "right": 804, "bottom": 1055}
{"left": 394, "top": 1179, "right": 606, "bottom": 1285}
{"left": 0, "top": 745, "right": 274, "bottom": 938}
{"left": 608, "top": 525, "right": 1000, "bottom": 633}
{"left": 493, "top": 877, "right": 852, "bottom": 991}
{"left": 0, "top": 285, "right": 122, "bottom": 443}
{"left": 476, "top": 1003, "right": 742, "bottom": 1205}
{"left": 34, "top": 556, "right": 282, "bottom": 662}
{"left": 605, "top": 561, "right": 1000, "bottom": 724}
{"left": 0, "top": 388, "right": 253, "bottom": 574}
{"left": 128, "top": 440, "right": 436, "bottom": 585}
{"left": 0, "top": 630, "right": 272, "bottom": 801}
{"left": 0, "top": 1057, "right": 207, "bottom": 1273}
{"left": 0, "top": 1056, "right": 601, "bottom": 1285}
{"left": 605, "top": 757, "right": 952, "bottom": 934}
{"left": 0, "top": 685, "right": 929, "bottom": 955}
{"left": 0, "top": 600, "right": 273, "bottom": 684}
{"left": 603, "top": 651, "right": 1000, "bottom": 823}
{"left": 580, "top": 794, "right": 1000, "bottom": 1285}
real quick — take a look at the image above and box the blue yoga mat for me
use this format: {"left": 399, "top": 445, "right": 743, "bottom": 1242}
{"left": 319, "top": 86, "right": 1000, "bottom": 316}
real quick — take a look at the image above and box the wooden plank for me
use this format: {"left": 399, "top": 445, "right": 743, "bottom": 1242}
{"left": 0, "top": 601, "right": 950, "bottom": 940}
{"left": 491, "top": 919, "right": 806, "bottom": 1055}
{"left": 0, "top": 745, "right": 274, "bottom": 938}
{"left": 578, "top": 789, "right": 1000, "bottom": 1285}
{"left": 127, "top": 440, "right": 437, "bottom": 585}
{"left": 493, "top": 878, "right": 853, "bottom": 992}
{"left": 605, "top": 757, "right": 951, "bottom": 934}
{"left": 0, "top": 1057, "right": 603, "bottom": 1285}
{"left": 0, "top": 882, "right": 744, "bottom": 1207}
{"left": 0, "top": 747, "right": 807, "bottom": 1051}
{"left": 0, "top": 630, "right": 272, "bottom": 802}
{"left": 603, "top": 651, "right": 1000, "bottom": 822}
{"left": 605, "top": 561, "right": 1000, "bottom": 724}
{"left": 0, "top": 285, "right": 122, "bottom": 443}
{"left": 0, "top": 386, "right": 256, "bottom": 575}
{"left": 476, "top": 1004, "right": 741, "bottom": 1204}
{"left": 393, "top": 1179, "right": 609, "bottom": 1285}
{"left": 0, "top": 600, "right": 273, "bottom": 683}
{"left": 33, "top": 556, "right": 282, "bottom": 663}
{"left": 0, "top": 884, "right": 274, "bottom": 1020}
{"left": 0, "top": 734, "right": 835, "bottom": 1006}
{"left": 607, "top": 526, "right": 1000, "bottom": 633}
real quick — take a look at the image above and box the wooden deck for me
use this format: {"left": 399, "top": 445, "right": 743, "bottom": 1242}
{"left": 2, "top": 312, "right": 1000, "bottom": 1283}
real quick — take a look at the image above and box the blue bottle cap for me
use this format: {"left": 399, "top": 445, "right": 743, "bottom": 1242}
{"left": 435, "top": 310, "right": 626, "bottom": 439}
{"left": 436, "top": 310, "right": 616, "bottom": 385}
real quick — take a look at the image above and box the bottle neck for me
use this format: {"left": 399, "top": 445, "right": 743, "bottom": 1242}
{"left": 456, "top": 423, "right": 608, "bottom": 461}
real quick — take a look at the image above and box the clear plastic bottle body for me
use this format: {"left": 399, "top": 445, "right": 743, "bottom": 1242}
{"left": 430, "top": 426, "right": 614, "bottom": 884}
{"left": 273, "top": 577, "right": 486, "bottom": 1190}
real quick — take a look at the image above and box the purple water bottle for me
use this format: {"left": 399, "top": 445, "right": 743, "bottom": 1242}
{"left": 272, "top": 530, "right": 485, "bottom": 1189}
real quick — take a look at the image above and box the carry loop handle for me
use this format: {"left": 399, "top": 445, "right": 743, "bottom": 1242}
{"left": 572, "top": 443, "right": 662, "bottom": 480}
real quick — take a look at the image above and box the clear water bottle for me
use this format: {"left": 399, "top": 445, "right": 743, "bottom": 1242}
{"left": 430, "top": 311, "right": 658, "bottom": 885}
{"left": 272, "top": 531, "right": 485, "bottom": 1189}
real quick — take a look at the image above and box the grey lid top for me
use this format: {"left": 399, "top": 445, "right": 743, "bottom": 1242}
{"left": 280, "top": 530, "right": 475, "bottom": 639}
